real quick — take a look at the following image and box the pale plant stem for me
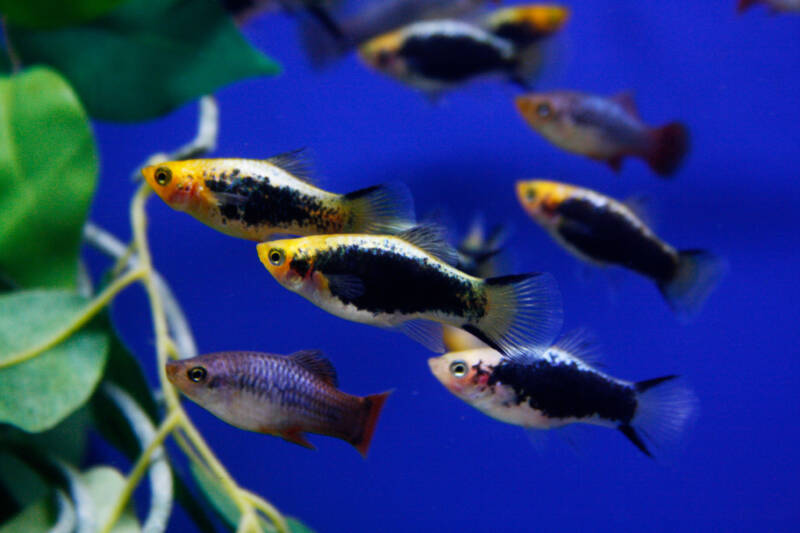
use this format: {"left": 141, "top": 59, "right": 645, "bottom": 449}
{"left": 130, "top": 183, "right": 287, "bottom": 533}
{"left": 242, "top": 489, "right": 289, "bottom": 533}
{"left": 0, "top": 267, "right": 144, "bottom": 369}
{"left": 98, "top": 410, "right": 182, "bottom": 533}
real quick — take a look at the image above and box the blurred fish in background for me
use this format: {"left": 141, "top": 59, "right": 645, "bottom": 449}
{"left": 429, "top": 332, "right": 697, "bottom": 457}
{"left": 737, "top": 0, "right": 800, "bottom": 13}
{"left": 358, "top": 5, "right": 569, "bottom": 95}
{"left": 515, "top": 90, "right": 690, "bottom": 177}
{"left": 223, "top": 0, "right": 346, "bottom": 39}
{"left": 515, "top": 180, "right": 726, "bottom": 318}
{"left": 302, "top": 0, "right": 497, "bottom": 67}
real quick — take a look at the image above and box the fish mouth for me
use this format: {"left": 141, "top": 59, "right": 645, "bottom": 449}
{"left": 165, "top": 361, "right": 180, "bottom": 384}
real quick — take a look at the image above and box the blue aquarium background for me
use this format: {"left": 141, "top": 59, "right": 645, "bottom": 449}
{"left": 87, "top": 1, "right": 798, "bottom": 531}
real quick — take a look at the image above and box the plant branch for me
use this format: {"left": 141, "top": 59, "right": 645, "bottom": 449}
{"left": 129, "top": 183, "right": 287, "bottom": 533}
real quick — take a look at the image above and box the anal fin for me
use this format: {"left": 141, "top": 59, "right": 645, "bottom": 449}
{"left": 397, "top": 319, "right": 445, "bottom": 353}
{"left": 281, "top": 427, "right": 316, "bottom": 450}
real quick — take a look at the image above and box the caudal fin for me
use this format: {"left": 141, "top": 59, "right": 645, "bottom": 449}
{"left": 737, "top": 0, "right": 758, "bottom": 13}
{"left": 647, "top": 122, "right": 690, "bottom": 177}
{"left": 343, "top": 182, "right": 416, "bottom": 235}
{"left": 620, "top": 376, "right": 697, "bottom": 458}
{"left": 352, "top": 391, "right": 392, "bottom": 458}
{"left": 465, "top": 273, "right": 563, "bottom": 359}
{"left": 658, "top": 250, "right": 726, "bottom": 320}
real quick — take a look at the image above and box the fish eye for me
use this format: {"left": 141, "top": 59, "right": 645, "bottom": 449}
{"left": 536, "top": 103, "right": 552, "bottom": 118}
{"left": 268, "top": 248, "right": 285, "bottom": 266}
{"left": 154, "top": 167, "right": 172, "bottom": 186}
{"left": 187, "top": 366, "right": 207, "bottom": 383}
{"left": 449, "top": 360, "right": 468, "bottom": 378}
{"left": 526, "top": 188, "right": 537, "bottom": 201}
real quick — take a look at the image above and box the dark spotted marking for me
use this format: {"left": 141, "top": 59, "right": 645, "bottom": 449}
{"left": 314, "top": 244, "right": 487, "bottom": 318}
{"left": 289, "top": 257, "right": 310, "bottom": 278}
{"left": 488, "top": 357, "right": 637, "bottom": 423}
{"left": 205, "top": 177, "right": 341, "bottom": 232}
{"left": 400, "top": 33, "right": 514, "bottom": 83}
{"left": 555, "top": 197, "right": 678, "bottom": 282}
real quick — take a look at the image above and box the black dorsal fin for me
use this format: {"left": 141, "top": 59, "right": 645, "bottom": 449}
{"left": 288, "top": 350, "right": 338, "bottom": 386}
{"left": 266, "top": 148, "right": 315, "bottom": 183}
{"left": 398, "top": 224, "right": 460, "bottom": 266}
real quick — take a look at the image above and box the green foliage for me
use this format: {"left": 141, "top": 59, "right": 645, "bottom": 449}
{"left": 7, "top": 0, "right": 281, "bottom": 121}
{"left": 0, "top": 291, "right": 109, "bottom": 432}
{"left": 0, "top": 67, "right": 97, "bottom": 289}
{"left": 81, "top": 467, "right": 141, "bottom": 532}
{"left": 191, "top": 463, "right": 314, "bottom": 533}
{"left": 0, "top": 496, "right": 54, "bottom": 533}
{"left": 0, "top": 0, "right": 125, "bottom": 29}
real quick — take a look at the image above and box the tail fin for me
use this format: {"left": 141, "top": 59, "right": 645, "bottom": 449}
{"left": 620, "top": 376, "right": 697, "bottom": 458}
{"left": 646, "top": 122, "right": 690, "bottom": 177}
{"left": 352, "top": 391, "right": 392, "bottom": 458}
{"left": 508, "top": 45, "right": 545, "bottom": 90}
{"left": 737, "top": 0, "right": 758, "bottom": 12}
{"left": 343, "top": 182, "right": 416, "bottom": 235}
{"left": 299, "top": 16, "right": 354, "bottom": 68}
{"left": 658, "top": 250, "right": 726, "bottom": 320}
{"left": 465, "top": 273, "right": 563, "bottom": 359}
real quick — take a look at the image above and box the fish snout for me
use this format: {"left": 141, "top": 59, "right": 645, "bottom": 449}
{"left": 165, "top": 360, "right": 181, "bottom": 384}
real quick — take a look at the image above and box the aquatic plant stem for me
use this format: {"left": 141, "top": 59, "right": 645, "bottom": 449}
{"left": 99, "top": 410, "right": 181, "bottom": 533}
{"left": 0, "top": 267, "right": 145, "bottom": 369}
{"left": 130, "top": 183, "right": 288, "bottom": 533}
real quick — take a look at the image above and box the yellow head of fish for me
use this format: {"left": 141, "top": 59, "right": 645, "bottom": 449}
{"left": 489, "top": 5, "right": 571, "bottom": 35}
{"left": 142, "top": 160, "right": 214, "bottom": 212}
{"left": 358, "top": 29, "right": 409, "bottom": 78}
{"left": 257, "top": 238, "right": 318, "bottom": 293}
{"left": 515, "top": 179, "right": 576, "bottom": 226}
{"left": 428, "top": 349, "right": 502, "bottom": 401}
{"left": 514, "top": 91, "right": 574, "bottom": 135}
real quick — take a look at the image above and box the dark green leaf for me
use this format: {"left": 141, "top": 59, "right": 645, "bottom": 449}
{"left": 0, "top": 67, "right": 97, "bottom": 288}
{"left": 0, "top": 408, "right": 91, "bottom": 507}
{"left": 0, "top": 495, "right": 55, "bottom": 533}
{"left": 0, "top": 0, "right": 125, "bottom": 29}
{"left": 0, "top": 290, "right": 109, "bottom": 432}
{"left": 8, "top": 0, "right": 280, "bottom": 121}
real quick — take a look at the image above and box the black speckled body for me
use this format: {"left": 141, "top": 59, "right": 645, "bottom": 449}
{"left": 399, "top": 29, "right": 515, "bottom": 83}
{"left": 313, "top": 241, "right": 487, "bottom": 319}
{"left": 488, "top": 355, "right": 637, "bottom": 423}
{"left": 554, "top": 196, "right": 679, "bottom": 282}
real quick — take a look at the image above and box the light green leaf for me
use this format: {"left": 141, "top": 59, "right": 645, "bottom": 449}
{"left": 8, "top": 0, "right": 281, "bottom": 122}
{"left": 81, "top": 467, "right": 141, "bottom": 533}
{"left": 191, "top": 463, "right": 314, "bottom": 533}
{"left": 0, "top": 67, "right": 97, "bottom": 288}
{"left": 0, "top": 290, "right": 109, "bottom": 432}
{"left": 0, "top": 0, "right": 125, "bottom": 29}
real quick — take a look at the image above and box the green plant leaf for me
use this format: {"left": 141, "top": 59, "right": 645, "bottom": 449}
{"left": 0, "top": 290, "right": 109, "bottom": 432}
{"left": 0, "top": 67, "right": 97, "bottom": 289}
{"left": 0, "top": 0, "right": 125, "bottom": 29}
{"left": 8, "top": 0, "right": 281, "bottom": 122}
{"left": 191, "top": 463, "right": 314, "bottom": 533}
{"left": 81, "top": 467, "right": 141, "bottom": 533}
{"left": 0, "top": 408, "right": 92, "bottom": 507}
